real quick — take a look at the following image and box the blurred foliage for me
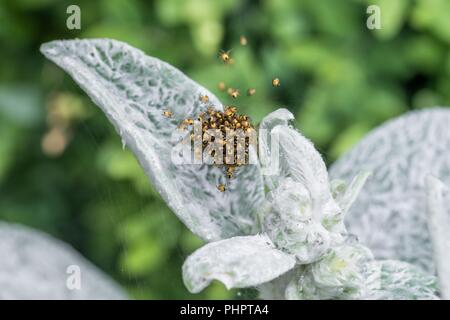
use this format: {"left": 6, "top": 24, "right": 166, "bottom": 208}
{"left": 0, "top": 0, "right": 449, "bottom": 299}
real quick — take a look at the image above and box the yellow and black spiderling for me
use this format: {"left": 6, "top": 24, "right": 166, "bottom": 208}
{"left": 240, "top": 35, "right": 248, "bottom": 46}
{"left": 199, "top": 94, "right": 209, "bottom": 103}
{"left": 218, "top": 81, "right": 226, "bottom": 91}
{"left": 272, "top": 78, "right": 280, "bottom": 87}
{"left": 163, "top": 110, "right": 173, "bottom": 118}
{"left": 219, "top": 50, "right": 232, "bottom": 64}
{"left": 227, "top": 88, "right": 240, "bottom": 99}
{"left": 247, "top": 88, "right": 256, "bottom": 96}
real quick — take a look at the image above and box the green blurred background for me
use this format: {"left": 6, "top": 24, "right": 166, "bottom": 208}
{"left": 0, "top": 0, "right": 449, "bottom": 299}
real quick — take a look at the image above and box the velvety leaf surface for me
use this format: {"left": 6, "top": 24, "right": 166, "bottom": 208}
{"left": 426, "top": 176, "right": 450, "bottom": 299}
{"left": 364, "top": 260, "right": 439, "bottom": 300}
{"left": 0, "top": 223, "right": 126, "bottom": 300}
{"left": 330, "top": 108, "right": 450, "bottom": 273}
{"left": 335, "top": 171, "right": 372, "bottom": 217}
{"left": 41, "top": 39, "right": 265, "bottom": 242}
{"left": 182, "top": 235, "right": 296, "bottom": 293}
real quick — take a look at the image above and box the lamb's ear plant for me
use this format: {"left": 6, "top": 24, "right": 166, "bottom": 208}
{"left": 330, "top": 109, "right": 450, "bottom": 274}
{"left": 41, "top": 39, "right": 442, "bottom": 299}
{"left": 426, "top": 176, "right": 450, "bottom": 299}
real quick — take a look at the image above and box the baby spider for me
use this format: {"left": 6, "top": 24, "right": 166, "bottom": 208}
{"left": 228, "top": 88, "right": 240, "bottom": 99}
{"left": 272, "top": 78, "right": 280, "bottom": 87}
{"left": 226, "top": 166, "right": 236, "bottom": 179}
{"left": 163, "top": 110, "right": 173, "bottom": 118}
{"left": 217, "top": 184, "right": 226, "bottom": 192}
{"left": 218, "top": 81, "right": 226, "bottom": 91}
{"left": 199, "top": 94, "right": 209, "bottom": 103}
{"left": 219, "top": 50, "right": 232, "bottom": 64}
{"left": 240, "top": 35, "right": 247, "bottom": 46}
{"left": 247, "top": 88, "right": 256, "bottom": 96}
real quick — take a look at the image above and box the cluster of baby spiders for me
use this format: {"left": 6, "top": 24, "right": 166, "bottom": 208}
{"left": 163, "top": 35, "right": 281, "bottom": 192}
